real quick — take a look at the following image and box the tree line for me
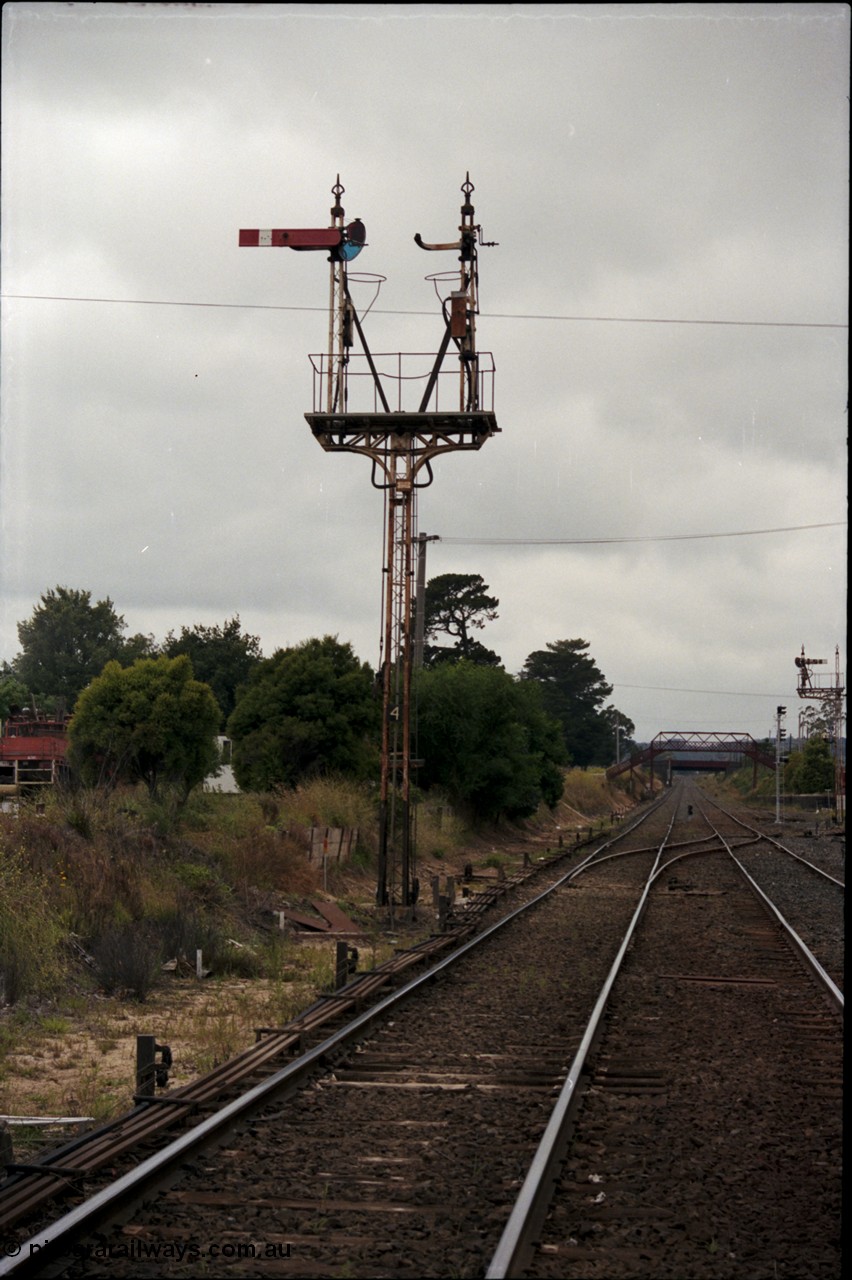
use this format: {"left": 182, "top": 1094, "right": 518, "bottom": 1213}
{"left": 1, "top": 580, "right": 640, "bottom": 819}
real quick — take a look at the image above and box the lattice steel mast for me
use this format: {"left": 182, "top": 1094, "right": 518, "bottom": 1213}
{"left": 795, "top": 644, "right": 845, "bottom": 818}
{"left": 240, "top": 177, "right": 499, "bottom": 914}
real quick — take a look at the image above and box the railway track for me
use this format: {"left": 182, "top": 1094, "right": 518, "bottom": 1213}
{"left": 695, "top": 791, "right": 844, "bottom": 991}
{"left": 0, "top": 782, "right": 841, "bottom": 1278}
{"left": 0, "top": 840, "right": 592, "bottom": 1243}
{"left": 491, "top": 782, "right": 843, "bottom": 1279}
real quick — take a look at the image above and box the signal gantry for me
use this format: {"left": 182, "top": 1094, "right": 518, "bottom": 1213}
{"left": 240, "top": 176, "right": 500, "bottom": 914}
{"left": 794, "top": 644, "right": 845, "bottom": 819}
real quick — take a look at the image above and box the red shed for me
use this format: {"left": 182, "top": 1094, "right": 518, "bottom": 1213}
{"left": 0, "top": 713, "right": 70, "bottom": 794}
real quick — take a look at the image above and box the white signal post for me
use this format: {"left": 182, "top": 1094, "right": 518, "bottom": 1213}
{"left": 774, "top": 705, "right": 787, "bottom": 824}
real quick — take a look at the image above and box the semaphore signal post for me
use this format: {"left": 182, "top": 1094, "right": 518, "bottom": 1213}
{"left": 795, "top": 644, "right": 845, "bottom": 820}
{"left": 240, "top": 176, "right": 499, "bottom": 916}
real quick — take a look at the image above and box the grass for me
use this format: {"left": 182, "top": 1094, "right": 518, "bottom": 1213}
{"left": 0, "top": 763, "right": 644, "bottom": 1133}
{"left": 560, "top": 766, "right": 635, "bottom": 818}
{"left": 0, "top": 841, "right": 69, "bottom": 1005}
{"left": 0, "top": 929, "right": 397, "bottom": 1126}
{"left": 38, "top": 1014, "right": 70, "bottom": 1035}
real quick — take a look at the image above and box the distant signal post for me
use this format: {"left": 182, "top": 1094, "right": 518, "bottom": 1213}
{"left": 795, "top": 645, "right": 845, "bottom": 820}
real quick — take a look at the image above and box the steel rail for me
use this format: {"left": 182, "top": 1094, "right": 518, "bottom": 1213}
{"left": 7, "top": 817, "right": 641, "bottom": 1240}
{"left": 0, "top": 853, "right": 581, "bottom": 1234}
{"left": 0, "top": 804, "right": 669, "bottom": 1277}
{"left": 698, "top": 791, "right": 845, "bottom": 888}
{"left": 485, "top": 803, "right": 677, "bottom": 1280}
{"left": 486, "top": 791, "right": 843, "bottom": 1278}
{"left": 693, "top": 801, "right": 844, "bottom": 1015}
{"left": 0, "top": 927, "right": 479, "bottom": 1233}
{"left": 582, "top": 832, "right": 757, "bottom": 878}
{"left": 642, "top": 801, "right": 842, "bottom": 1013}
{"left": 726, "top": 851, "right": 844, "bottom": 1012}
{"left": 578, "top": 796, "right": 749, "bottom": 876}
{"left": 602, "top": 832, "right": 758, "bottom": 858}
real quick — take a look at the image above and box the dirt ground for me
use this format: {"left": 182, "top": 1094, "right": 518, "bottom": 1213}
{"left": 0, "top": 786, "right": 634, "bottom": 1154}
{"left": 0, "top": 977, "right": 317, "bottom": 1144}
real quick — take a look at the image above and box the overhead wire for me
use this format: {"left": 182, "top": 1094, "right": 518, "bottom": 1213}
{"left": 611, "top": 682, "right": 798, "bottom": 698}
{"left": 438, "top": 522, "right": 846, "bottom": 546}
{"left": 1, "top": 292, "right": 847, "bottom": 329}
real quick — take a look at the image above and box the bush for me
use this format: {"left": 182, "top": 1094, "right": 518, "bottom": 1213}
{"left": 784, "top": 737, "right": 835, "bottom": 793}
{"left": 227, "top": 637, "right": 379, "bottom": 791}
{"left": 415, "top": 662, "right": 566, "bottom": 821}
{"left": 561, "top": 768, "right": 619, "bottom": 817}
{"left": 0, "top": 844, "right": 67, "bottom": 1004}
{"left": 69, "top": 654, "right": 221, "bottom": 799}
{"left": 89, "top": 922, "right": 163, "bottom": 1001}
{"left": 152, "top": 907, "right": 261, "bottom": 977}
{"left": 273, "top": 776, "right": 379, "bottom": 836}
{"left": 171, "top": 861, "right": 231, "bottom": 909}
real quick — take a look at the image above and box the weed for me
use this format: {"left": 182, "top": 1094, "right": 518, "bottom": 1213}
{"left": 276, "top": 777, "right": 377, "bottom": 833}
{"left": 39, "top": 1015, "right": 70, "bottom": 1035}
{"left": 171, "top": 861, "right": 231, "bottom": 908}
{"left": 73, "top": 1063, "right": 127, "bottom": 1121}
{"left": 560, "top": 768, "right": 620, "bottom": 817}
{"left": 0, "top": 842, "right": 68, "bottom": 1004}
{"left": 261, "top": 980, "right": 306, "bottom": 1028}
{"left": 90, "top": 922, "right": 163, "bottom": 1001}
{"left": 5, "top": 1124, "right": 44, "bottom": 1160}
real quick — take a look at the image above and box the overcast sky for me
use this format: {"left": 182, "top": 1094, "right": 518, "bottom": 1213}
{"left": 1, "top": 2, "right": 847, "bottom": 745}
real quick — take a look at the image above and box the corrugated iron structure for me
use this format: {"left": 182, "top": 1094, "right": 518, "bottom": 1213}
{"left": 0, "top": 713, "right": 70, "bottom": 794}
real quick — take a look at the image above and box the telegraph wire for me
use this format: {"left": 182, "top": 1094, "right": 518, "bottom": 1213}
{"left": 439, "top": 522, "right": 846, "bottom": 546}
{"left": 2, "top": 293, "right": 848, "bottom": 330}
{"left": 612, "top": 683, "right": 796, "bottom": 698}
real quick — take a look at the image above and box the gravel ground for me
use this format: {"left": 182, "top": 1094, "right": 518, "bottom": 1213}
{"left": 702, "top": 799, "right": 844, "bottom": 991}
{"left": 50, "top": 845, "right": 661, "bottom": 1279}
{"left": 8, "top": 786, "right": 842, "bottom": 1280}
{"left": 528, "top": 817, "right": 843, "bottom": 1280}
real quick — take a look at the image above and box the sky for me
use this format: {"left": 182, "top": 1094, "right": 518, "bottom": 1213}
{"left": 1, "top": 2, "right": 847, "bottom": 747}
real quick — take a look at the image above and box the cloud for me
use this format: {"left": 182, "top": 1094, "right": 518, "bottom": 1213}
{"left": 2, "top": 2, "right": 847, "bottom": 745}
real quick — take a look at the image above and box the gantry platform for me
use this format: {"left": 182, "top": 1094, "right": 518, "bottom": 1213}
{"left": 306, "top": 410, "right": 499, "bottom": 451}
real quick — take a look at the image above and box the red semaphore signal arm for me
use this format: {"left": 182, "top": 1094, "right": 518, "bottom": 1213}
{"left": 239, "top": 220, "right": 365, "bottom": 259}
{"left": 239, "top": 228, "right": 342, "bottom": 249}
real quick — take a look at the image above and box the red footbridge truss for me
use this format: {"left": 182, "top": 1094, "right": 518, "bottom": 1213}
{"left": 606, "top": 731, "right": 776, "bottom": 786}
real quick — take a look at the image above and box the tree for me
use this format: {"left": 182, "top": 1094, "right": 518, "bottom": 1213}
{"left": 784, "top": 735, "right": 834, "bottom": 794}
{"left": 416, "top": 661, "right": 566, "bottom": 821}
{"left": 600, "top": 706, "right": 637, "bottom": 763}
{"left": 68, "top": 655, "right": 221, "bottom": 798}
{"left": 423, "top": 573, "right": 501, "bottom": 667}
{"left": 521, "top": 638, "right": 622, "bottom": 767}
{"left": 0, "top": 669, "right": 29, "bottom": 720}
{"left": 162, "top": 616, "right": 262, "bottom": 724}
{"left": 14, "top": 586, "right": 153, "bottom": 708}
{"left": 799, "top": 702, "right": 837, "bottom": 742}
{"left": 226, "top": 636, "right": 379, "bottom": 792}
